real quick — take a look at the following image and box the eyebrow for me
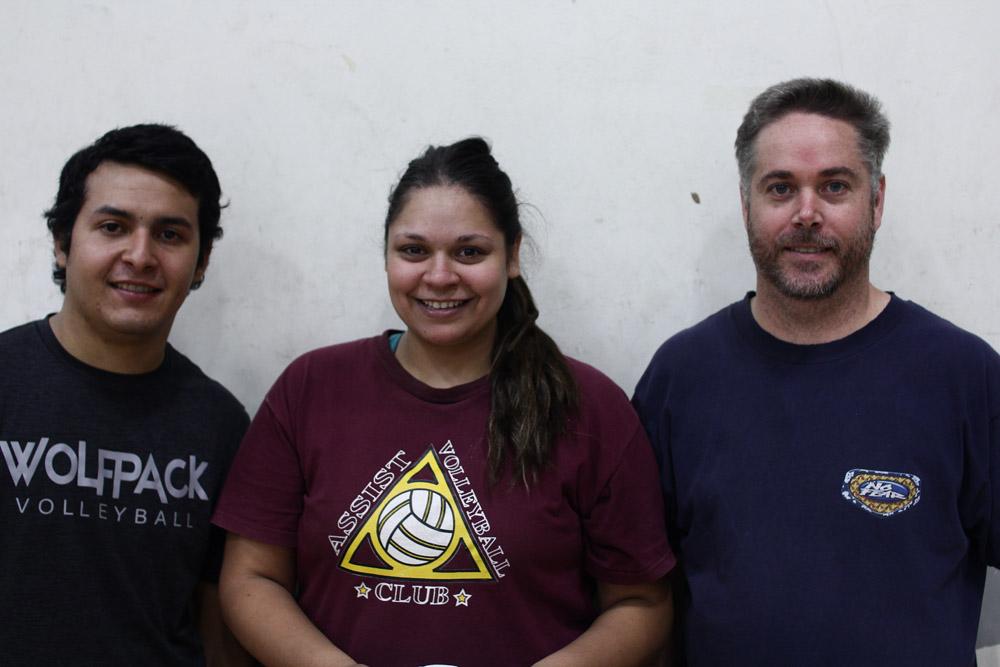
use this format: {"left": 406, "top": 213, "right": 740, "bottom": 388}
{"left": 92, "top": 205, "right": 193, "bottom": 228}
{"left": 93, "top": 205, "right": 133, "bottom": 220}
{"left": 759, "top": 166, "right": 860, "bottom": 183}
{"left": 818, "top": 166, "right": 860, "bottom": 179}
{"left": 393, "top": 232, "right": 427, "bottom": 242}
{"left": 392, "top": 232, "right": 494, "bottom": 243}
{"left": 757, "top": 170, "right": 789, "bottom": 185}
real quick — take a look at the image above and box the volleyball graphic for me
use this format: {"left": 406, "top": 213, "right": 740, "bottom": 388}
{"left": 377, "top": 488, "right": 455, "bottom": 566}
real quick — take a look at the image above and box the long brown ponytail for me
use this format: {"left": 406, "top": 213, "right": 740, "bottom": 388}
{"left": 489, "top": 275, "right": 578, "bottom": 485}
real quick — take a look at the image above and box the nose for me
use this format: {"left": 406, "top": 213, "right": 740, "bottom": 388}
{"left": 793, "top": 189, "right": 821, "bottom": 226}
{"left": 121, "top": 229, "right": 157, "bottom": 269}
{"left": 422, "top": 253, "right": 459, "bottom": 288}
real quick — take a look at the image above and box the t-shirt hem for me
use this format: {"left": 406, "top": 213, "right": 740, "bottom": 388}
{"left": 211, "top": 511, "right": 298, "bottom": 549}
{"left": 586, "top": 552, "right": 676, "bottom": 586}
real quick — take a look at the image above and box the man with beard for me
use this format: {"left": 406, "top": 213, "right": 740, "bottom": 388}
{"left": 633, "top": 78, "right": 999, "bottom": 665}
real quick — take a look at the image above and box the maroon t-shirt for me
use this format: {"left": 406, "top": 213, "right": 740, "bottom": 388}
{"left": 213, "top": 333, "right": 674, "bottom": 666}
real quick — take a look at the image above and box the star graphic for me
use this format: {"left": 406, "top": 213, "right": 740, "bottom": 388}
{"left": 453, "top": 588, "right": 471, "bottom": 607}
{"left": 354, "top": 582, "right": 371, "bottom": 599}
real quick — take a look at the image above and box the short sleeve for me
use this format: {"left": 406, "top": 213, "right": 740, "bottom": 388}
{"left": 988, "top": 414, "right": 999, "bottom": 567}
{"left": 199, "top": 525, "right": 228, "bottom": 582}
{"left": 960, "top": 348, "right": 1000, "bottom": 569}
{"left": 632, "top": 358, "right": 681, "bottom": 554}
{"left": 201, "top": 404, "right": 251, "bottom": 581}
{"left": 211, "top": 373, "right": 306, "bottom": 548}
{"left": 582, "top": 423, "right": 676, "bottom": 584}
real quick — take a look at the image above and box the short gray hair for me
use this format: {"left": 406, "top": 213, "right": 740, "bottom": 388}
{"left": 735, "top": 78, "right": 890, "bottom": 197}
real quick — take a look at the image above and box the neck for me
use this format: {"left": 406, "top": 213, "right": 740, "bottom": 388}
{"left": 395, "top": 328, "right": 494, "bottom": 389}
{"left": 49, "top": 311, "right": 168, "bottom": 374}
{"left": 751, "top": 276, "right": 890, "bottom": 345}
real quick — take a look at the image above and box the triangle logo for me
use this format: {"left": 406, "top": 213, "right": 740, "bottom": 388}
{"left": 339, "top": 446, "right": 496, "bottom": 581}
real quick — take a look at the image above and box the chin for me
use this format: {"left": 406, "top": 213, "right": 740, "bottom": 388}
{"left": 410, "top": 325, "right": 494, "bottom": 351}
{"left": 772, "top": 265, "right": 843, "bottom": 298}
{"left": 106, "top": 316, "right": 172, "bottom": 339}
{"left": 776, "top": 278, "right": 842, "bottom": 300}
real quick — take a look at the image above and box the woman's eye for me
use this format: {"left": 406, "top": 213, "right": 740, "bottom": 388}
{"left": 457, "top": 247, "right": 483, "bottom": 259}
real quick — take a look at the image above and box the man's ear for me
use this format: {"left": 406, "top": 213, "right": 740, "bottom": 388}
{"left": 872, "top": 174, "right": 886, "bottom": 232}
{"left": 192, "top": 247, "right": 212, "bottom": 289}
{"left": 740, "top": 188, "right": 750, "bottom": 229}
{"left": 54, "top": 234, "right": 69, "bottom": 269}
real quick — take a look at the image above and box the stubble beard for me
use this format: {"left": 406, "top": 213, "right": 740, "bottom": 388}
{"left": 746, "top": 206, "right": 877, "bottom": 301}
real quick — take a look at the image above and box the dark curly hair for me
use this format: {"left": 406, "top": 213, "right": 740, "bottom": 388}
{"left": 44, "top": 124, "right": 225, "bottom": 291}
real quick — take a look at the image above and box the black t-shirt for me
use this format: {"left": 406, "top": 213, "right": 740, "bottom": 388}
{"left": 0, "top": 319, "right": 249, "bottom": 666}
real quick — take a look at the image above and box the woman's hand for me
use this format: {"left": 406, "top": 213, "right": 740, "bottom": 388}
{"left": 219, "top": 533, "right": 364, "bottom": 667}
{"left": 532, "top": 576, "right": 673, "bottom": 667}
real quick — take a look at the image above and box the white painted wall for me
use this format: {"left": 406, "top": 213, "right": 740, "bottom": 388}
{"left": 2, "top": 0, "right": 997, "bottom": 650}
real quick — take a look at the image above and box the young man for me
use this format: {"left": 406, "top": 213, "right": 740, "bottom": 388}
{"left": 633, "top": 79, "right": 999, "bottom": 665}
{"left": 0, "top": 125, "right": 250, "bottom": 665}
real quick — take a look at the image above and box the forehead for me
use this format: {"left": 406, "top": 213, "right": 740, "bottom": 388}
{"left": 390, "top": 185, "right": 499, "bottom": 237}
{"left": 80, "top": 161, "right": 199, "bottom": 223}
{"left": 752, "top": 112, "right": 865, "bottom": 176}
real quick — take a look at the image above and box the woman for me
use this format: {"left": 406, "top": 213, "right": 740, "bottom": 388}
{"left": 213, "top": 138, "right": 674, "bottom": 666}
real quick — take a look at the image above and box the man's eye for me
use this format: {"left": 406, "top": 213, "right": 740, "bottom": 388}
{"left": 825, "top": 181, "right": 848, "bottom": 194}
{"left": 768, "top": 183, "right": 793, "bottom": 196}
{"left": 99, "top": 221, "right": 122, "bottom": 234}
{"left": 160, "top": 229, "right": 180, "bottom": 241}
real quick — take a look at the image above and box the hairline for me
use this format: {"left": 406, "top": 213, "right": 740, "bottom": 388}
{"left": 740, "top": 109, "right": 883, "bottom": 201}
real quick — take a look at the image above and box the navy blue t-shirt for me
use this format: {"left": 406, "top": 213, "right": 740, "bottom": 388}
{"left": 633, "top": 293, "right": 1000, "bottom": 666}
